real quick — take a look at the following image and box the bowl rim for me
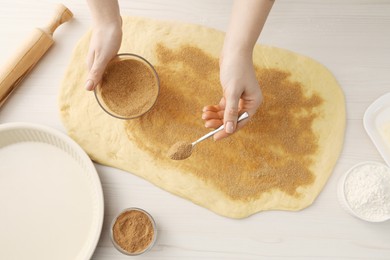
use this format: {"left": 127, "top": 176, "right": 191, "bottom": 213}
{"left": 0, "top": 122, "right": 104, "bottom": 259}
{"left": 109, "top": 207, "right": 157, "bottom": 256}
{"left": 94, "top": 53, "right": 160, "bottom": 120}
{"left": 337, "top": 160, "right": 390, "bottom": 222}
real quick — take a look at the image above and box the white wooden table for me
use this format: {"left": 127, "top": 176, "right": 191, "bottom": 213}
{"left": 1, "top": 1, "right": 390, "bottom": 259}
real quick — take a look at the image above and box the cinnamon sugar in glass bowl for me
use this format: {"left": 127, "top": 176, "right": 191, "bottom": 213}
{"left": 110, "top": 208, "right": 157, "bottom": 256}
{"left": 94, "top": 53, "right": 160, "bottom": 120}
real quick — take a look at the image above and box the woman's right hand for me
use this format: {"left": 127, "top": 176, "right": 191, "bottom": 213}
{"left": 85, "top": 19, "right": 122, "bottom": 91}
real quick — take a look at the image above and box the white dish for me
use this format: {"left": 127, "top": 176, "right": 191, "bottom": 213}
{"left": 337, "top": 161, "right": 390, "bottom": 222}
{"left": 0, "top": 123, "right": 104, "bottom": 260}
{"left": 364, "top": 92, "right": 390, "bottom": 166}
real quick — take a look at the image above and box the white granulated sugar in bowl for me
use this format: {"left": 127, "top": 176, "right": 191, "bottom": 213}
{"left": 343, "top": 162, "right": 390, "bottom": 222}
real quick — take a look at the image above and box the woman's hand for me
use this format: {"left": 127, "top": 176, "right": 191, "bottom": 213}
{"left": 202, "top": 51, "right": 262, "bottom": 140}
{"left": 202, "top": 0, "right": 274, "bottom": 140}
{"left": 85, "top": 21, "right": 122, "bottom": 91}
{"left": 85, "top": 0, "right": 122, "bottom": 91}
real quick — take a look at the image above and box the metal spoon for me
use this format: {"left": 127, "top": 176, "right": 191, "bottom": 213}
{"left": 192, "top": 111, "right": 249, "bottom": 146}
{"left": 168, "top": 112, "right": 250, "bottom": 160}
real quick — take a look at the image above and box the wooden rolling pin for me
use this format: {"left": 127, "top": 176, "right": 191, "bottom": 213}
{"left": 0, "top": 4, "right": 73, "bottom": 108}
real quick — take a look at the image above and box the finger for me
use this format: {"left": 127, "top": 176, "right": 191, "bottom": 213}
{"left": 218, "top": 97, "right": 226, "bottom": 109}
{"left": 213, "top": 130, "right": 229, "bottom": 141}
{"left": 85, "top": 56, "right": 109, "bottom": 91}
{"left": 213, "top": 110, "right": 251, "bottom": 141}
{"left": 223, "top": 91, "right": 240, "bottom": 134}
{"left": 204, "top": 119, "right": 223, "bottom": 129}
{"left": 86, "top": 48, "right": 95, "bottom": 70}
{"left": 202, "top": 105, "right": 220, "bottom": 112}
{"left": 241, "top": 90, "right": 263, "bottom": 116}
{"left": 85, "top": 50, "right": 95, "bottom": 90}
{"left": 202, "top": 110, "right": 224, "bottom": 120}
{"left": 214, "top": 110, "right": 252, "bottom": 141}
{"left": 235, "top": 112, "right": 250, "bottom": 131}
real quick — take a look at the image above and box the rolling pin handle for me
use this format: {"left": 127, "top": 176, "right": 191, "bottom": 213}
{"left": 44, "top": 4, "right": 73, "bottom": 35}
{"left": 0, "top": 4, "right": 73, "bottom": 109}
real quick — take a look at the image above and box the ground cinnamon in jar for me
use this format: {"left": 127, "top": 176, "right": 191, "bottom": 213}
{"left": 99, "top": 56, "right": 159, "bottom": 118}
{"left": 111, "top": 209, "right": 156, "bottom": 255}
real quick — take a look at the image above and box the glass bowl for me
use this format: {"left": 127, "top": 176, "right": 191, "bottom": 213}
{"left": 94, "top": 53, "right": 159, "bottom": 120}
{"left": 110, "top": 207, "right": 157, "bottom": 256}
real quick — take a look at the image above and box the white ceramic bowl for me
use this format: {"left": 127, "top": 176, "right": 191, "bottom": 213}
{"left": 338, "top": 161, "right": 390, "bottom": 222}
{"left": 0, "top": 123, "right": 104, "bottom": 259}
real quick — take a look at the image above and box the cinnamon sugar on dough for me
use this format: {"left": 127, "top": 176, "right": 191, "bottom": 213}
{"left": 127, "top": 44, "right": 322, "bottom": 200}
{"left": 59, "top": 17, "right": 346, "bottom": 218}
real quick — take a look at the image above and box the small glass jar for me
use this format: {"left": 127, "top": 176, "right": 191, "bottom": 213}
{"left": 110, "top": 207, "right": 157, "bottom": 256}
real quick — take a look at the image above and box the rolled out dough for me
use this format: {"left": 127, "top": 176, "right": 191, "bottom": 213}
{"left": 59, "top": 17, "right": 345, "bottom": 218}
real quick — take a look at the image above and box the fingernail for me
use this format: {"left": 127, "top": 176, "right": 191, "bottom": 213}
{"left": 202, "top": 113, "right": 206, "bottom": 119}
{"left": 85, "top": 79, "right": 94, "bottom": 91}
{"left": 226, "top": 121, "right": 234, "bottom": 134}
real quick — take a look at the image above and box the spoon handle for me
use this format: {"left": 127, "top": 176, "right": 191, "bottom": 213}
{"left": 192, "top": 112, "right": 249, "bottom": 146}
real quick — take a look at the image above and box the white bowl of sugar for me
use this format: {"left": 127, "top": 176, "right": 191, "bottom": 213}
{"left": 338, "top": 161, "right": 390, "bottom": 222}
